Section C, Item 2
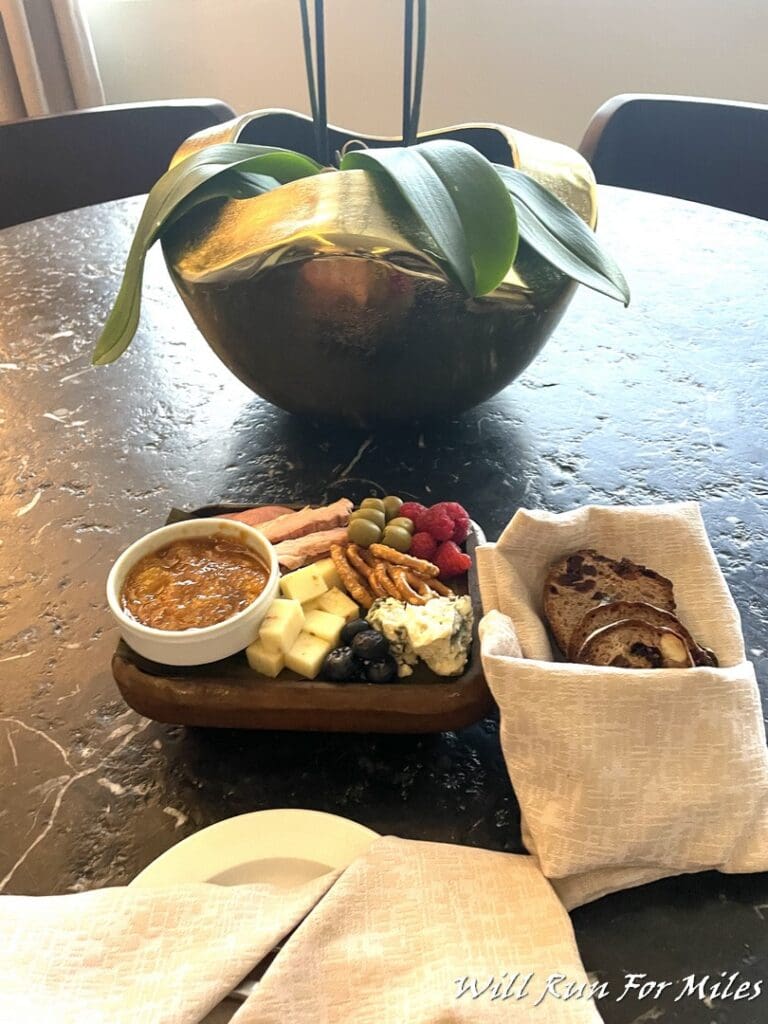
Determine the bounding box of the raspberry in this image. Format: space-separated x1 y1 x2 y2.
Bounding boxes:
419 506 455 542
409 531 438 561
430 501 470 544
400 502 429 530
434 540 472 580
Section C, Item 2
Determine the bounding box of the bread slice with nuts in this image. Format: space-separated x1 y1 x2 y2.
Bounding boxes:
576 619 694 668
543 549 676 657
568 600 718 667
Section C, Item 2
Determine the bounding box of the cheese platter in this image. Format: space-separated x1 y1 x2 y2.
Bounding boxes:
111 501 493 733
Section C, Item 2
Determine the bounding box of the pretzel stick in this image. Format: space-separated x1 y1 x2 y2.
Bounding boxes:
424 576 453 597
368 544 439 578
405 570 455 602
367 565 388 599
358 547 376 567
351 547 389 598
391 565 429 605
347 544 375 585
405 571 434 598
330 544 373 609
374 559 401 599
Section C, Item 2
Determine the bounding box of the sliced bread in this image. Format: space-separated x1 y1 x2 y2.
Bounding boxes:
543 549 676 656
576 619 694 668
567 600 718 667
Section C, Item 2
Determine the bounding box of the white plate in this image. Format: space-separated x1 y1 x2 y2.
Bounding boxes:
130 808 380 889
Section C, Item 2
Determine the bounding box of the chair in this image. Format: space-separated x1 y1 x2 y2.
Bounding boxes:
0 99 235 229
579 94 768 221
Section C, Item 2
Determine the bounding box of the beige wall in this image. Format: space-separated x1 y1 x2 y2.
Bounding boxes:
83 0 767 147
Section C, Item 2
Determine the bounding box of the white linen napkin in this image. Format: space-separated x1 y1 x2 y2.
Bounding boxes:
476 502 768 909
0 873 337 1024
235 836 603 1023
0 838 602 1024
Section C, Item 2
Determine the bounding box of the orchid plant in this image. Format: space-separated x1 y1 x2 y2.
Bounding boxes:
93 0 628 366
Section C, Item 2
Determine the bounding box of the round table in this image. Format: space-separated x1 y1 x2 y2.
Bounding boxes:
1 186 766 1023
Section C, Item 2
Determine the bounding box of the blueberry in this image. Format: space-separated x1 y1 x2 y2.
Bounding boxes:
365 655 398 684
340 619 371 645
322 646 361 682
351 630 390 662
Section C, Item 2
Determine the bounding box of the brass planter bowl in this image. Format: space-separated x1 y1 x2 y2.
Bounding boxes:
163 110 597 426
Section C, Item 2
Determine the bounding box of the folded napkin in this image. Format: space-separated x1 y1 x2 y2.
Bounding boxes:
0 838 602 1024
236 836 602 1023
0 873 338 1024
477 502 768 909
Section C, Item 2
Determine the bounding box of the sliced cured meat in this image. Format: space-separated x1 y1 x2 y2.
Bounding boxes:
258 498 353 545
274 527 350 570
217 505 294 527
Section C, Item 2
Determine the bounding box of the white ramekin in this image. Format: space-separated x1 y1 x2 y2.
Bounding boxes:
107 517 279 666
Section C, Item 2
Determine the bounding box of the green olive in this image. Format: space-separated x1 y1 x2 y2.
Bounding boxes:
382 495 403 521
381 525 412 552
347 518 382 547
360 497 385 512
387 516 414 534
350 508 386 530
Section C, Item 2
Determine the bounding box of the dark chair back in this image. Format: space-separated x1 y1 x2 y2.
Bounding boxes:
579 94 768 220
0 99 235 229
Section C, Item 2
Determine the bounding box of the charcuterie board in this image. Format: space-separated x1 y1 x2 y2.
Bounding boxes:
111 504 493 733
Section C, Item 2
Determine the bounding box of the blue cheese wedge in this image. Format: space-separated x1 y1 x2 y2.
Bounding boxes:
366 595 473 678
405 595 473 676
366 598 417 677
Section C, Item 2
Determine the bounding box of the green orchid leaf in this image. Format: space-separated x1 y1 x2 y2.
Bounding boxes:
341 140 518 296
163 170 281 234
494 164 630 305
92 144 322 365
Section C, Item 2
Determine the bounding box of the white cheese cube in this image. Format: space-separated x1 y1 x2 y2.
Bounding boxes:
258 599 305 654
285 631 333 679
315 587 359 623
302 595 324 612
314 557 343 591
280 565 328 605
303 608 345 646
246 639 285 678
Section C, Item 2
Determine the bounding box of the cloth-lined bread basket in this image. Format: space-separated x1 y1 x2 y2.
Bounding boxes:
477 503 768 908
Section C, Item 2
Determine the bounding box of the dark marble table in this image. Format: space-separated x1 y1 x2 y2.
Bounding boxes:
0 186 766 1022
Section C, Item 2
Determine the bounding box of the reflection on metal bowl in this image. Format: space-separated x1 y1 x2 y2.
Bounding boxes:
162 110 597 427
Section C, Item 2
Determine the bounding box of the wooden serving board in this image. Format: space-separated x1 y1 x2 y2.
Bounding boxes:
112 504 493 733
